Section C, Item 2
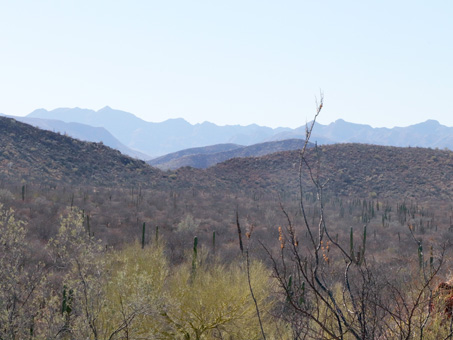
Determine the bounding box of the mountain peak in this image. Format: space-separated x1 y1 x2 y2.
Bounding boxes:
423 119 440 125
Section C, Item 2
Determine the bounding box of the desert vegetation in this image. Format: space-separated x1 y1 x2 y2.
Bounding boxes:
1 109 453 339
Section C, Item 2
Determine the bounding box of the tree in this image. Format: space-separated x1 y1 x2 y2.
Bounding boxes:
44 208 106 339
0 205 44 339
153 257 277 340
99 241 168 339
263 95 450 339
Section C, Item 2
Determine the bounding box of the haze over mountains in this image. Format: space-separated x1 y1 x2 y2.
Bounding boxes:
9 106 452 164
26 107 289 158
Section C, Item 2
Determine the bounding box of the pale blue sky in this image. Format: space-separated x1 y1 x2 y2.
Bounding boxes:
1 1 452 128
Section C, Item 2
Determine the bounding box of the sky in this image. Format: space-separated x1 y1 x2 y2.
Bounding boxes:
0 1 452 129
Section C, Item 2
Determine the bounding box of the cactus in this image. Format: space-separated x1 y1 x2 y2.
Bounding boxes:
299 282 306 305
418 242 423 270
61 285 73 315
192 236 198 276
361 225 367 264
141 222 146 249
212 231 216 255
350 226 367 265
61 286 67 315
286 275 293 302
350 227 356 263
21 184 25 201
86 214 91 236
236 210 244 254
155 225 159 245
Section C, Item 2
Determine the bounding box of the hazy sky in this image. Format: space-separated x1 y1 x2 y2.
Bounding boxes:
1 1 452 128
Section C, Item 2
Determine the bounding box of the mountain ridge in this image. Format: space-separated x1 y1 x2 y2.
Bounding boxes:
27 107 290 157
148 139 312 170
3 115 452 201
25 107 453 159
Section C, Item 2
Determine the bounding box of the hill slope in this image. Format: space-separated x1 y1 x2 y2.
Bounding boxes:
149 139 311 170
199 143 453 200
2 116 452 201
0 117 161 187
4 115 150 160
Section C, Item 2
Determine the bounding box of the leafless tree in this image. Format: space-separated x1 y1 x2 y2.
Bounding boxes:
261 94 451 340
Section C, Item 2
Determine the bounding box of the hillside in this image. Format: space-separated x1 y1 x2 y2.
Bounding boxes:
148 143 243 169
2 116 452 201
3 115 151 160
149 139 311 170
0 117 162 187
198 143 453 200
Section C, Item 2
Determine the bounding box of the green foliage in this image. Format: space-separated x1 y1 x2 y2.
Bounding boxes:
98 242 280 339
155 259 277 340
100 241 169 338
61 285 74 316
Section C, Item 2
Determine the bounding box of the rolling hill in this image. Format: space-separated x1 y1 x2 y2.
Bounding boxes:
201 143 453 200
148 139 312 170
2 116 452 201
2 115 150 160
0 116 161 187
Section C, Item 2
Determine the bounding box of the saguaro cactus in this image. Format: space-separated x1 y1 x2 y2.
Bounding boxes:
61 285 74 315
236 210 244 254
418 242 423 270
141 222 146 249
350 225 367 265
286 275 293 302
192 236 198 276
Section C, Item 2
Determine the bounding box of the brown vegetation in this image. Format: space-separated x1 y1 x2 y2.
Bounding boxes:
1 115 453 338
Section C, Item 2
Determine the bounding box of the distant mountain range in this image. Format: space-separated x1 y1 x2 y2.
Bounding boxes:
271 119 453 149
3 107 451 162
26 107 290 158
